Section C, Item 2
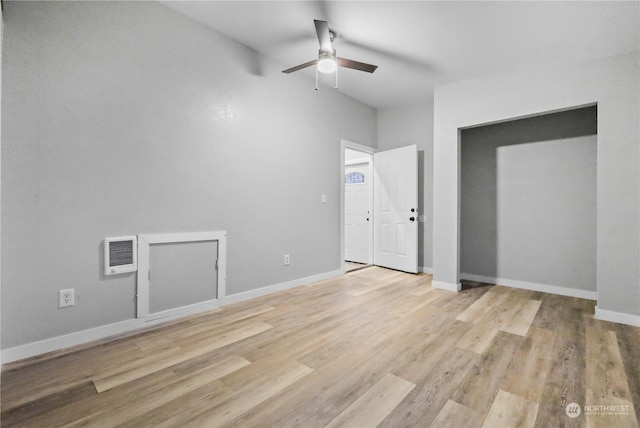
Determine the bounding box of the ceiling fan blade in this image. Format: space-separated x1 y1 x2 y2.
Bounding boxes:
314 20 333 53
282 59 318 74
337 57 378 73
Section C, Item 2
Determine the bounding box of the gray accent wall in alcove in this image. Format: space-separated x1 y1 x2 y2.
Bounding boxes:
460 107 597 292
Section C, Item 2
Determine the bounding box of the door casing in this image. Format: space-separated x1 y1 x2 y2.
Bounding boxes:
341 141 418 274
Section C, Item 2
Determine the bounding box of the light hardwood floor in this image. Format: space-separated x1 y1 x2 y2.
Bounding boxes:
2 267 639 427
344 261 370 273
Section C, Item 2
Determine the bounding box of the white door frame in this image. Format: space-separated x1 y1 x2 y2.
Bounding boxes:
341 140 375 273
344 156 373 265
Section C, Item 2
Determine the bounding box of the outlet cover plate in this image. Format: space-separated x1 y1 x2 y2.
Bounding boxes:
59 289 75 308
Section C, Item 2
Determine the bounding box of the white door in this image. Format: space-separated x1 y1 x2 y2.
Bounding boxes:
373 145 418 273
345 163 371 263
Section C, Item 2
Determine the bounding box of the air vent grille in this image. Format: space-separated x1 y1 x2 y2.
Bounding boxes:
109 240 134 266
104 236 137 275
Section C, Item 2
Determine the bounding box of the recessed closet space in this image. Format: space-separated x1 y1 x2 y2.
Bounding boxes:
460 106 597 294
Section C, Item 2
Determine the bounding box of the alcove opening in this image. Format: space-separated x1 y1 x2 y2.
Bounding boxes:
459 105 597 295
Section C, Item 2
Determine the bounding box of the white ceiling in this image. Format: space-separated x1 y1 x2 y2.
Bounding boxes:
163 1 639 109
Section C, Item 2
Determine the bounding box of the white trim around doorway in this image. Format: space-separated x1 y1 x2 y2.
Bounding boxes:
341 140 376 274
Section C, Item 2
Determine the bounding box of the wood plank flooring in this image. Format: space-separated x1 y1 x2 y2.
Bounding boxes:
344 261 370 273
2 267 639 427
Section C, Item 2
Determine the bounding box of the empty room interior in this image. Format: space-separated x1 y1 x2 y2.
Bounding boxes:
1 1 639 427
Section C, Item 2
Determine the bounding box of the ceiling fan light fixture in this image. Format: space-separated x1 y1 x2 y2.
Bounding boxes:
317 50 337 73
317 58 337 73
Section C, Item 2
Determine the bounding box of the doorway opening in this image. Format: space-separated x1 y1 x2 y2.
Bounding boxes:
341 141 419 274
344 147 373 272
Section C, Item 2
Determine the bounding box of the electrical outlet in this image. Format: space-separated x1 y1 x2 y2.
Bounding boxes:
59 289 75 308
284 254 290 266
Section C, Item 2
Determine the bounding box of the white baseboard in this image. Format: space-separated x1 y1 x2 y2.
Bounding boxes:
1 269 343 365
460 273 598 301
595 306 640 327
419 266 433 274
432 280 461 292
2 317 155 365
219 269 343 305
145 298 222 323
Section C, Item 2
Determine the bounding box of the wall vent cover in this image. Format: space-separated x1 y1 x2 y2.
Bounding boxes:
104 236 137 275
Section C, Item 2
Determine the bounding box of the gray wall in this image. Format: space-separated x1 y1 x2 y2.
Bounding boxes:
433 52 639 318
460 107 597 291
1 1 376 349
377 101 434 271
0 5 3 355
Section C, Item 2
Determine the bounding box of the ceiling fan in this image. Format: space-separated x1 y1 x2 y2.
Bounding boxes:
282 20 378 89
